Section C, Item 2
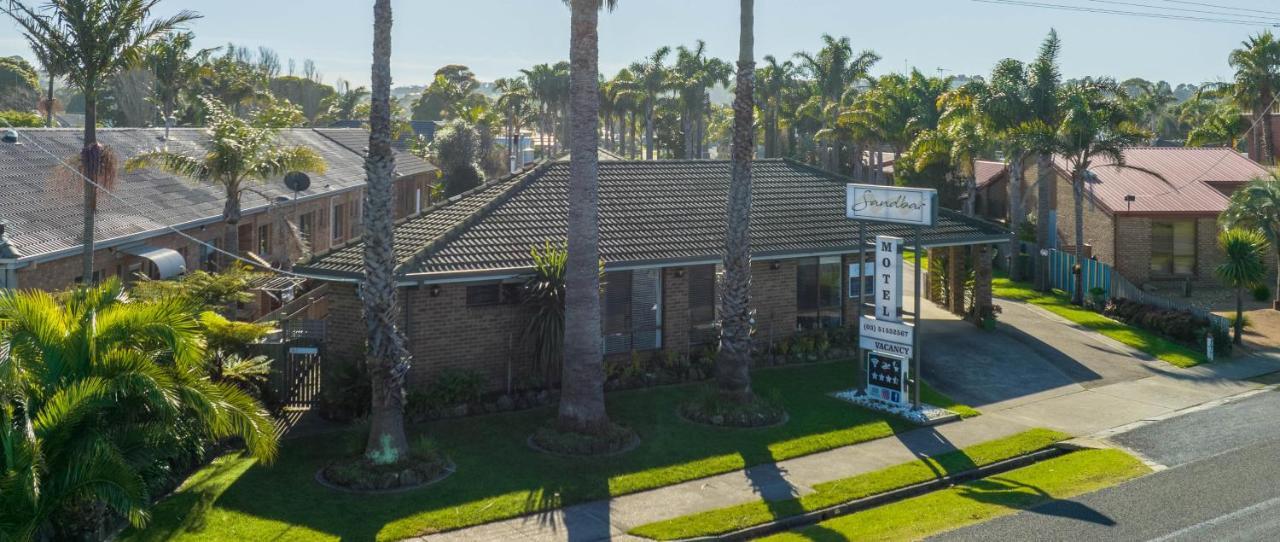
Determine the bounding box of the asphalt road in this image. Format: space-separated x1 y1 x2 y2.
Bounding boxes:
931 388 1280 542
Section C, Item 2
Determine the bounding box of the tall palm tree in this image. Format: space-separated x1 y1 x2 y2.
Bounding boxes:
1228 31 1280 165
559 0 617 435
5 0 200 283
717 0 755 402
671 41 731 159
756 55 795 158
795 35 879 171
125 96 326 259
146 31 215 140
0 279 277 539
1223 174 1280 310
932 80 993 217
628 47 671 160
496 76 533 171
1054 81 1150 305
1028 29 1063 291
1215 228 1269 344
980 58 1037 281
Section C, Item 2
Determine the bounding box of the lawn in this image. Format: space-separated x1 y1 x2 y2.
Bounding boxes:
761 448 1150 541
127 360 974 542
628 428 1068 540
903 251 928 271
993 276 1205 368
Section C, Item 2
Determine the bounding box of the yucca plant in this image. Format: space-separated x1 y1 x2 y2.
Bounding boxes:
522 241 568 386
1216 228 1270 344
0 279 277 540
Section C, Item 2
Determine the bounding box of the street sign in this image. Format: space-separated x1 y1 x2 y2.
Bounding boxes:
875 236 903 322
846 184 938 227
867 351 909 405
860 336 913 358
859 315 914 346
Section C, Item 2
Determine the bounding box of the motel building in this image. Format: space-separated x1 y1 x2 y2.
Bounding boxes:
297 155 1009 400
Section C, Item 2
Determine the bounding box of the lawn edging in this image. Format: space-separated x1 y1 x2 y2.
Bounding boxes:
628 428 1068 541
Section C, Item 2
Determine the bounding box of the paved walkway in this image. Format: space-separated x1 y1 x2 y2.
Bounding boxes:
416 280 1280 542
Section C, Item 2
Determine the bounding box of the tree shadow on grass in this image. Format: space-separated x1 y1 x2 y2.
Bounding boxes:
956 476 1115 526
524 461 616 541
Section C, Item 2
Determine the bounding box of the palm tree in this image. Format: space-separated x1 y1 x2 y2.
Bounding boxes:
1215 228 1270 344
22 30 69 128
1228 31 1280 165
795 35 879 171
671 41 731 159
981 58 1036 280
756 55 795 158
496 77 533 171
1054 81 1150 305
559 0 617 435
1028 30 1063 291
146 31 215 140
1223 175 1280 310
717 0 755 403
0 279 277 539
347 0 414 463
1121 78 1177 141
125 96 326 259
628 47 672 160
933 80 993 217
1185 99 1249 148
5 0 200 283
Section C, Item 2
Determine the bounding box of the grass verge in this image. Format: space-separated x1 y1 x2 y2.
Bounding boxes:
126 361 975 542
761 448 1149 541
993 276 1204 368
628 428 1067 540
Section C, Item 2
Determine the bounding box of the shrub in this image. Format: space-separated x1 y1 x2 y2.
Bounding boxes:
417 368 486 411
1253 284 1272 302
1104 298 1231 355
318 359 371 422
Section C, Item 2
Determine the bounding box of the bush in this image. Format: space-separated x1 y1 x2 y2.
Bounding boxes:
1104 298 1231 355
317 359 371 422
1253 285 1272 302
411 368 486 412
0 110 44 127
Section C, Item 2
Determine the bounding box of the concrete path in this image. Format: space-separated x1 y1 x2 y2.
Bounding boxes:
415 274 1280 542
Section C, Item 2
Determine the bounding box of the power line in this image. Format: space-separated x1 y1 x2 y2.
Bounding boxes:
1154 0 1280 18
972 0 1280 26
1087 0 1280 22
0 118 349 284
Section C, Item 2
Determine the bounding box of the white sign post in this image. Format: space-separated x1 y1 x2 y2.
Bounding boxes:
875 236 902 322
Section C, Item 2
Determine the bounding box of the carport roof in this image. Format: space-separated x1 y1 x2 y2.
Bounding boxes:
297 158 1010 281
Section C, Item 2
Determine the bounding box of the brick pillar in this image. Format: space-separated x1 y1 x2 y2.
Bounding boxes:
948 246 965 315
663 267 690 357
927 247 943 304
973 244 993 321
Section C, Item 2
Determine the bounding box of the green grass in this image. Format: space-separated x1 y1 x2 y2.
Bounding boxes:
761 448 1149 541
993 276 1205 368
903 251 929 271
628 428 1068 540
127 361 975 542
920 382 981 418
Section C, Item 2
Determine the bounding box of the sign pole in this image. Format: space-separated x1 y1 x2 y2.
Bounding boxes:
912 225 923 411
856 220 866 396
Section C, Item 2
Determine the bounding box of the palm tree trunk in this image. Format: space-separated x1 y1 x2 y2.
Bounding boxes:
1235 286 1244 344
362 0 412 462
45 77 55 128
645 101 655 159
1034 152 1054 291
1071 172 1086 305
682 106 693 159
1008 154 1025 282
717 0 755 402
81 90 99 283
1261 85 1275 165
560 0 609 434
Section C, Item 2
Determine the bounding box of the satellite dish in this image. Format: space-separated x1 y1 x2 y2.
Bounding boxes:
284 171 311 192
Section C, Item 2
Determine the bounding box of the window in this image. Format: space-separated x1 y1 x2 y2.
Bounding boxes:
688 265 718 345
257 224 271 256
298 212 315 244
332 202 346 241
603 269 662 354
797 256 844 330
1151 220 1195 276
201 238 219 269
465 283 521 306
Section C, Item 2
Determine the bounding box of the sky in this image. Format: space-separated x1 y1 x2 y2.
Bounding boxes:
3 0 1279 89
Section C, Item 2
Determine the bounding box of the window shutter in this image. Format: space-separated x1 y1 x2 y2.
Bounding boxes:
603 271 633 355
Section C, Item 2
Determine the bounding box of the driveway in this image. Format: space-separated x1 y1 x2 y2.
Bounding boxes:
908 265 1172 411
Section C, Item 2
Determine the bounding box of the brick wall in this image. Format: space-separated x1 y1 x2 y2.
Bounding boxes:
661 267 690 356
1195 217 1223 285
751 259 797 346
1113 216 1153 285
1054 172 1115 264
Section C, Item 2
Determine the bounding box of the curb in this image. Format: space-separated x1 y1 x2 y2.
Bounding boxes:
666 445 1070 542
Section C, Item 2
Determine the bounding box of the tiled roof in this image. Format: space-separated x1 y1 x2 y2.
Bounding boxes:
299 159 1009 280
1053 147 1271 216
0 127 434 261
975 160 1007 189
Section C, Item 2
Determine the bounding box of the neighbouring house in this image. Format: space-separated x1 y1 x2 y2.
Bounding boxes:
0 127 437 307
297 157 1009 393
978 147 1276 288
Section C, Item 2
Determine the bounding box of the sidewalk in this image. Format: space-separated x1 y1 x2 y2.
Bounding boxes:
416 289 1280 541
